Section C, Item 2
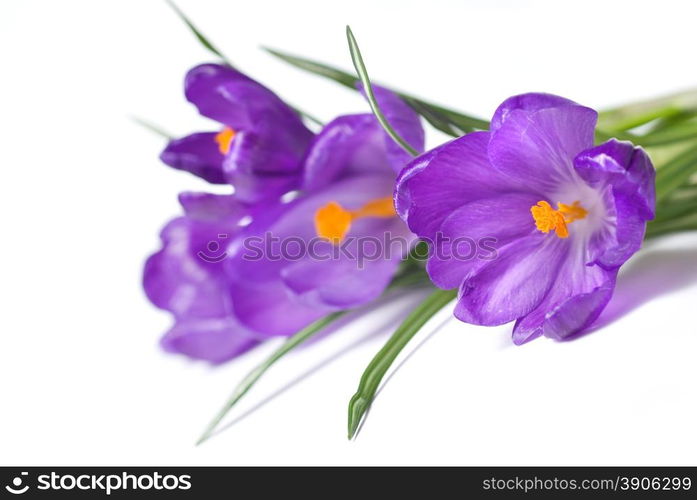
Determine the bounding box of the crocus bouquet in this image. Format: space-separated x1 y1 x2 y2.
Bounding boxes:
143 3 697 442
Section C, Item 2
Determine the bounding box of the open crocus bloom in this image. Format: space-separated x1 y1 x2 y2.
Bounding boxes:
395 93 655 344
225 86 424 336
160 64 313 203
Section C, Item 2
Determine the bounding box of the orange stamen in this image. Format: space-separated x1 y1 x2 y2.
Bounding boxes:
214 127 236 155
531 200 587 239
314 197 396 244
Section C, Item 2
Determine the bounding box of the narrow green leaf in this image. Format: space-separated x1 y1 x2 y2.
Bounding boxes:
645 211 697 239
263 46 358 89
598 88 697 132
263 46 489 136
197 312 345 445
653 196 697 223
655 141 697 202
594 128 638 145
644 141 695 170
165 4 322 128
419 102 488 131
346 26 419 157
646 110 697 134
293 107 324 127
401 96 470 136
387 265 431 291
636 120 697 147
670 184 697 200
653 181 697 223
601 107 681 133
165 0 232 66
347 288 457 439
130 116 172 139
264 46 697 142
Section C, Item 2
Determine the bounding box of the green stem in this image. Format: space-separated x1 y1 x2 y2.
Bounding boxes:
347 288 457 439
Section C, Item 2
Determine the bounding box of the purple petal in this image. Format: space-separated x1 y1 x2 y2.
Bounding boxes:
178 191 251 222
184 64 314 202
395 131 515 239
574 139 656 269
302 114 392 191
575 139 655 219
229 278 330 337
228 174 408 321
280 214 411 308
488 100 598 192
143 217 238 319
231 174 399 276
144 194 270 362
160 132 226 184
512 260 617 344
185 64 288 131
161 317 261 364
454 235 567 326
281 255 399 309
223 131 306 203
363 85 425 171
543 278 616 340
302 86 423 192
490 93 579 133
184 64 253 127
426 193 540 289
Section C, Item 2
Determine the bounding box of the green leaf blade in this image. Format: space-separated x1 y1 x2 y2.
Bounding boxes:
264 46 489 136
655 141 697 202
166 0 232 66
263 47 358 89
646 211 697 239
345 26 419 157
347 288 457 439
130 116 172 139
637 120 697 147
598 88 697 132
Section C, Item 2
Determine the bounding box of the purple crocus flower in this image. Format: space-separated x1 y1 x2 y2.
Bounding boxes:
144 87 424 361
160 64 314 203
225 86 425 336
395 93 655 344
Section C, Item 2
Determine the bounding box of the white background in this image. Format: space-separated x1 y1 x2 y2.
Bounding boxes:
1 0 696 466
